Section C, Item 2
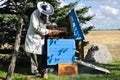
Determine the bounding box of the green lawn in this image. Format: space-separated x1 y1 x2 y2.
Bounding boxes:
0 57 120 80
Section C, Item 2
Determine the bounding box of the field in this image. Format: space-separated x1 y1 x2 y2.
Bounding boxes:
84 30 120 58
0 30 120 80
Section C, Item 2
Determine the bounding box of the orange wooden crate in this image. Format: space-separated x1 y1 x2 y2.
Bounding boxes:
58 63 78 76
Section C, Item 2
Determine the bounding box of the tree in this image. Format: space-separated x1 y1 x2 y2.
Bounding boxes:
49 0 95 35
0 0 31 80
76 6 95 34
0 0 94 80
4 0 27 80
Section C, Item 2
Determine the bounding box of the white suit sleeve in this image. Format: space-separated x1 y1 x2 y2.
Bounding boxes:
31 12 49 35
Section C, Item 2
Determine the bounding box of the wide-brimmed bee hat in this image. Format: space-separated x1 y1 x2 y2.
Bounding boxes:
37 1 54 15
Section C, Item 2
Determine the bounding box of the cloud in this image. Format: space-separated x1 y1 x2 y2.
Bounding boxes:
0 0 7 8
83 0 120 29
59 0 69 7
60 0 120 29
100 5 119 16
75 3 85 9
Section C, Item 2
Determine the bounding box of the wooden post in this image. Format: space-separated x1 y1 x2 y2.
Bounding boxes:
76 40 84 60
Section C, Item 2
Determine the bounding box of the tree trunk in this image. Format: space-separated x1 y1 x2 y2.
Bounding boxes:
6 15 24 80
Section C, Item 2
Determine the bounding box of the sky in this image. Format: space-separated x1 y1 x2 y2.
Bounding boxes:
0 0 7 8
0 0 120 30
60 0 120 30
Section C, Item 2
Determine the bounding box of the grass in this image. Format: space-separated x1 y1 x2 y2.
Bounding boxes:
0 30 120 80
0 57 120 80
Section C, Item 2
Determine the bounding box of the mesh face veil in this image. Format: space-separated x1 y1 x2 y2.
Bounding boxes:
46 15 51 24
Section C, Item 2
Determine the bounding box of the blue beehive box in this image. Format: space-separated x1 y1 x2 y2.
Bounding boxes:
47 39 76 65
47 9 85 65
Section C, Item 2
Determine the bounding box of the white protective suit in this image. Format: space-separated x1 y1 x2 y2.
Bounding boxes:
25 9 49 55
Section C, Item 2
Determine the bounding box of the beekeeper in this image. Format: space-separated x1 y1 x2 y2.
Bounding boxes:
25 1 57 79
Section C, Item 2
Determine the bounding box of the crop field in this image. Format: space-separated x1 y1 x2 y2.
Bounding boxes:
84 30 120 58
